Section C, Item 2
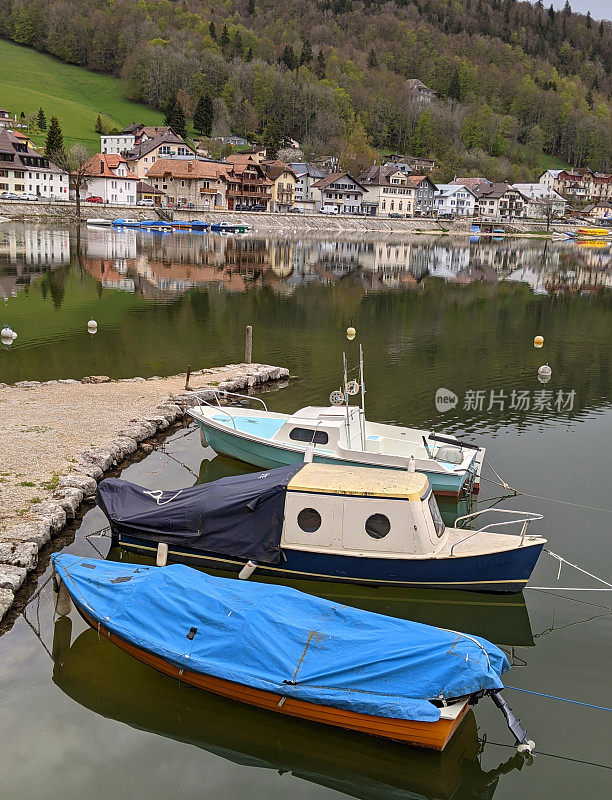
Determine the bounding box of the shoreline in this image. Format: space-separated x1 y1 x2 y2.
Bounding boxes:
0 201 570 237
0 363 289 625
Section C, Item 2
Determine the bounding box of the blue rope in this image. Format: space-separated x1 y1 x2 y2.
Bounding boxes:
505 685 612 712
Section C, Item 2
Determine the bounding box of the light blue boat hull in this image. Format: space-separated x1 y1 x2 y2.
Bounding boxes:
193 418 467 497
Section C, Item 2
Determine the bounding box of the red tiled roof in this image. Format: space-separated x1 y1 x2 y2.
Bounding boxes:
82 154 138 180
146 159 228 180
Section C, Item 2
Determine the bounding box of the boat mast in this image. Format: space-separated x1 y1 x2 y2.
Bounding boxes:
343 351 351 449
359 343 366 450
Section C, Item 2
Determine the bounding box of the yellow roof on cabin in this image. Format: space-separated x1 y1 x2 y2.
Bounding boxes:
287 463 429 501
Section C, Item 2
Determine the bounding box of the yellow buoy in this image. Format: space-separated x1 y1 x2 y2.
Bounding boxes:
346 326 356 341
534 335 544 348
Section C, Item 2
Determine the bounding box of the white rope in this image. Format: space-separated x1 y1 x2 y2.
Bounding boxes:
142 488 183 506
544 550 612 588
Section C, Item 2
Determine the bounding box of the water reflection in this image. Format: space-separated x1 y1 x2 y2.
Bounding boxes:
52 617 528 800
0 225 70 298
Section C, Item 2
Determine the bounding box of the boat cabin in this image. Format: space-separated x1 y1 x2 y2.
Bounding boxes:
281 463 447 557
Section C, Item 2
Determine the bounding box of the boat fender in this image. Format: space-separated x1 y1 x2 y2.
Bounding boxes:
407 455 416 472
199 428 209 448
239 560 258 580
303 443 315 463
52 572 72 616
156 542 169 567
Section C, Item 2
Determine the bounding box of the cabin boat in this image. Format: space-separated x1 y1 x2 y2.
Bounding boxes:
211 222 250 233
189 395 484 497
52 554 534 752
112 218 141 227
97 463 545 592
190 220 210 231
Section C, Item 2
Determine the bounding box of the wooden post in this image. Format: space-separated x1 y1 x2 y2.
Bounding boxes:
185 364 191 390
245 325 253 364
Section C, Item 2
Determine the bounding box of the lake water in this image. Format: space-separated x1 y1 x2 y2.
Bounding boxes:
0 222 611 799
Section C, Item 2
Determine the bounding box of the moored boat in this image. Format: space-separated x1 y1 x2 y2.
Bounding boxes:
171 220 192 230
86 218 112 226
112 218 141 227
190 220 210 230
139 220 173 230
52 554 535 752
97 462 545 592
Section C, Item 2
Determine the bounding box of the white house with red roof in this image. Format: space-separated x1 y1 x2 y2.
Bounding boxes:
81 154 139 204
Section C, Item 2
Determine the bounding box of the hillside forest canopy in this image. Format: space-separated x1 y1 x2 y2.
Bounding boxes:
1 0 611 180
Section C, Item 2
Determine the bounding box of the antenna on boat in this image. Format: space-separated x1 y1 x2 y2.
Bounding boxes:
342 351 352 449
359 343 366 450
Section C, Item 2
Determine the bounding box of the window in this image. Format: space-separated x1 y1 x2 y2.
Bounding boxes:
365 513 390 539
289 427 328 445
297 508 321 533
428 493 445 537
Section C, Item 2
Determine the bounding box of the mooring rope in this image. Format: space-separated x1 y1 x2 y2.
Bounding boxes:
505 686 612 713
480 473 612 514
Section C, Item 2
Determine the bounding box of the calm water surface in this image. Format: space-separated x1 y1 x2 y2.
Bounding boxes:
0 223 611 799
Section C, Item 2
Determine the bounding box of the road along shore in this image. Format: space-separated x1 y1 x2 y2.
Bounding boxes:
0 201 568 236
0 363 289 624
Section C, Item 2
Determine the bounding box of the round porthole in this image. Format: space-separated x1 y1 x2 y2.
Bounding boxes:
365 513 391 539
297 508 322 533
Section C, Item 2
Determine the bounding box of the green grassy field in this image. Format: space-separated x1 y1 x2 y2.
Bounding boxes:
0 39 163 151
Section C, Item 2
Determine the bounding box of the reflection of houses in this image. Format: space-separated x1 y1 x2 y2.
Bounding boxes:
81 257 136 292
83 227 137 260
267 241 294 277
0 226 71 297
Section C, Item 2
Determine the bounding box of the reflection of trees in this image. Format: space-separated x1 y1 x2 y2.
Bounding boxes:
43 263 71 309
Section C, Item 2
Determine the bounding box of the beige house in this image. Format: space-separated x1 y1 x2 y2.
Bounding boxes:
124 131 195 179
146 159 228 209
262 160 297 211
539 168 612 203
359 166 436 217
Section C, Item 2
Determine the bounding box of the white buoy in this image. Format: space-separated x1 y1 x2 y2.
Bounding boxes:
517 739 536 754
538 364 552 378
303 443 315 463
408 455 416 472
156 542 169 567
87 319 98 334
1 325 13 339
53 576 72 616
239 560 258 580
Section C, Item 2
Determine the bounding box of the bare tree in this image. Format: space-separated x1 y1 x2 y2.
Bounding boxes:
539 196 562 231
56 144 92 222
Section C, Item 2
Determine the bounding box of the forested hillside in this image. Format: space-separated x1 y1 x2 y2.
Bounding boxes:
1 0 610 179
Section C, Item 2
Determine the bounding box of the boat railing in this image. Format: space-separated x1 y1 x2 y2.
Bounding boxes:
450 509 543 554
185 389 268 430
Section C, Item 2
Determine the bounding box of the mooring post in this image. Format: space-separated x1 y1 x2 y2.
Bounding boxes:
245 325 253 364
185 364 192 390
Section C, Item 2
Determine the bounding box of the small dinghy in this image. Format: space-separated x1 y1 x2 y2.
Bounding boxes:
86 218 112 227
51 554 534 752
97 463 545 592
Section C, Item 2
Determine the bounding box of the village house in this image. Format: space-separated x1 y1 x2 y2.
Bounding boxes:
406 79 435 104
310 173 365 214
358 167 435 217
224 155 274 209
0 128 68 199
290 163 326 211
383 155 413 174
411 175 437 216
581 200 612 220
454 180 524 218
0 108 11 127
100 125 176 156
539 168 612 204
122 130 195 179
261 160 297 212
146 159 229 209
80 153 139 204
513 184 567 219
406 156 437 172
434 184 477 217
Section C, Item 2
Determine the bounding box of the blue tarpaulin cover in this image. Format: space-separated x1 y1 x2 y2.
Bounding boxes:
97 465 304 564
52 555 509 723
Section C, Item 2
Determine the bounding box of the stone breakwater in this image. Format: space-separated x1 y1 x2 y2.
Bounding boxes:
0 363 289 623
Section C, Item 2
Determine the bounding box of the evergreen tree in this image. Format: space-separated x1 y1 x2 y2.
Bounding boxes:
164 94 177 127
247 0 255 14
220 24 230 52
281 45 298 71
234 31 244 57
314 50 326 79
563 0 571 13
193 93 214 136
45 116 64 160
586 89 593 109
246 46 253 62
94 115 103 134
300 38 313 65
547 4 554 22
209 21 217 40
410 109 433 157
367 48 378 69
169 99 187 138
448 68 462 101
37 108 47 130
586 11 591 28
262 117 283 156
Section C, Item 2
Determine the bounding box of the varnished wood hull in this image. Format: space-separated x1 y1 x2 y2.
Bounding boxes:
77 604 469 750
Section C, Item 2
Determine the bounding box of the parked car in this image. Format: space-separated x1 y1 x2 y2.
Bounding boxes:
249 203 266 212
234 202 249 211
20 193 40 201
86 196 104 203
288 206 303 213
319 205 339 215
0 192 19 200
137 199 155 207
388 212 402 219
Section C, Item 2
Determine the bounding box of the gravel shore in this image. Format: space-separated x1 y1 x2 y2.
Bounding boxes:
0 363 289 621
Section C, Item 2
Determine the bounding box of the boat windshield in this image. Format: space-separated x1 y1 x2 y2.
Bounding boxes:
428 493 445 537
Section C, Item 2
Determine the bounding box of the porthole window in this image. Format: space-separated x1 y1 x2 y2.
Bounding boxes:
289 427 329 445
365 513 391 539
297 508 322 533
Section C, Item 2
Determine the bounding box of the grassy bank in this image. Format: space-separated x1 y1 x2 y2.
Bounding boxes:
0 39 163 150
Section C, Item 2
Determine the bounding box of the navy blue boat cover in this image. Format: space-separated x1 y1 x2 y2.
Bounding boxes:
52 555 509 723
97 465 304 564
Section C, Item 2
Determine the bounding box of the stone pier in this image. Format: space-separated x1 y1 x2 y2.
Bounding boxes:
0 363 289 621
